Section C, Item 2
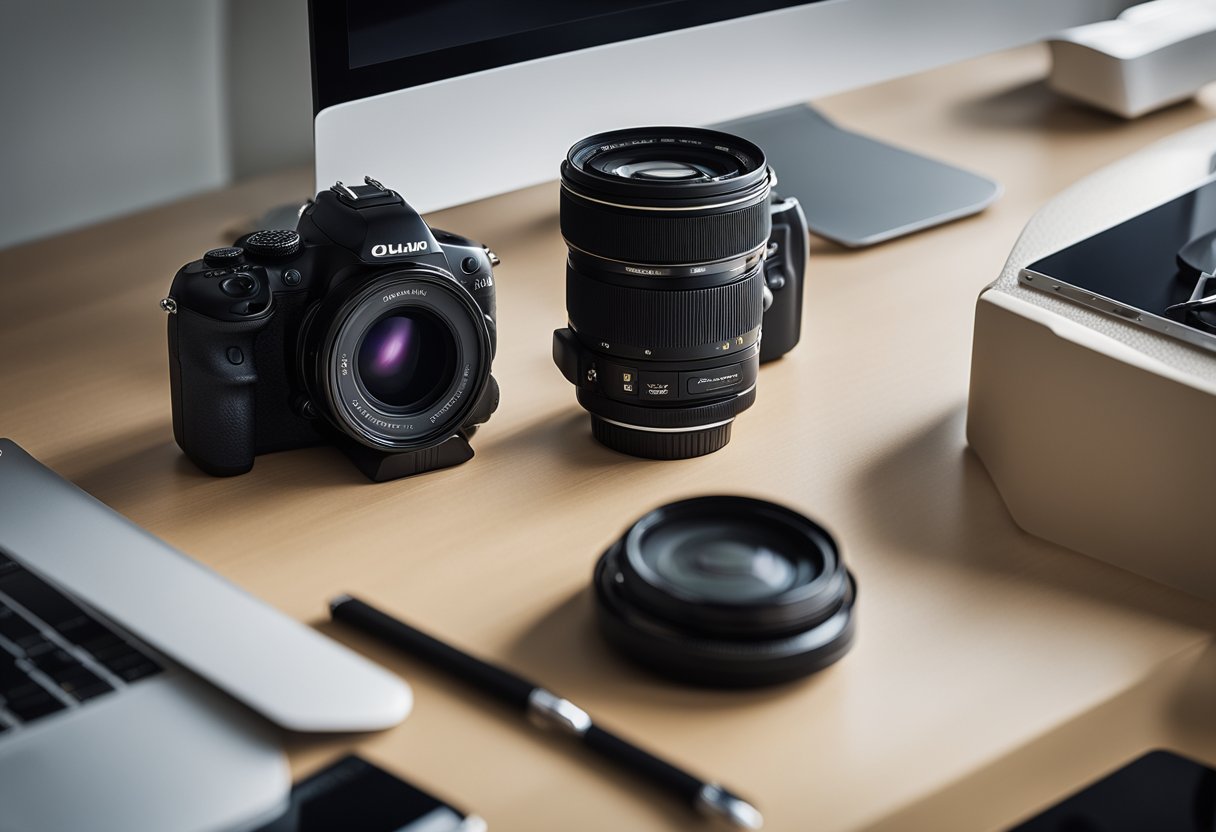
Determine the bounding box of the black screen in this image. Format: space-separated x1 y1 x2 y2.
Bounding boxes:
347 1 698 69
1009 751 1216 832
311 0 821 112
1025 179 1216 320
257 756 467 832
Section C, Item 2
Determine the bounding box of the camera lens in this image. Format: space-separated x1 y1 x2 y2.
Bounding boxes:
554 127 775 459
302 267 493 451
593 497 856 687
638 521 812 604
356 309 457 412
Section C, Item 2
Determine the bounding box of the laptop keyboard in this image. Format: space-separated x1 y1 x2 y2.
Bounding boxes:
0 551 162 732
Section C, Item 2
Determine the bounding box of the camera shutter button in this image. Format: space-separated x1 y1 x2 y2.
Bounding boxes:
244 229 301 258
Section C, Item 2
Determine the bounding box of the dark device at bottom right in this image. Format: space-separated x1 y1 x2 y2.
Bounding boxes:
1009 750 1215 832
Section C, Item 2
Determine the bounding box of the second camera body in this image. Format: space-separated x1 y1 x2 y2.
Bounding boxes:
552 127 808 460
165 177 500 481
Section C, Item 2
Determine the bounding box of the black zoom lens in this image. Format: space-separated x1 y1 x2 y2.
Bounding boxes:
554 127 774 459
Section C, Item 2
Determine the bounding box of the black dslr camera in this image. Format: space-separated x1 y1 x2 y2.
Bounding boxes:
164 177 500 481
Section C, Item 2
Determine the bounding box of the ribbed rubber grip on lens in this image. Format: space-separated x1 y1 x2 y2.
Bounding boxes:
592 418 733 460
566 267 764 350
561 189 771 265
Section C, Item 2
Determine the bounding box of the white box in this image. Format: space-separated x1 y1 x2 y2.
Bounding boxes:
967 120 1216 601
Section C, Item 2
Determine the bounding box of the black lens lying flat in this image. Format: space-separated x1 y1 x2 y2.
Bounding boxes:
593 496 856 688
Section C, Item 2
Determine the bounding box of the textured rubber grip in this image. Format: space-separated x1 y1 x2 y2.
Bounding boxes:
561 189 771 265
566 266 764 351
168 307 264 476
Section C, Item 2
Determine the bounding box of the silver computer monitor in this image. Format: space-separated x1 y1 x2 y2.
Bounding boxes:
311 1 1129 218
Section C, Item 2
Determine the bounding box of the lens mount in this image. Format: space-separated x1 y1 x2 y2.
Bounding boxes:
304 266 492 451
578 381 756 460
593 497 856 687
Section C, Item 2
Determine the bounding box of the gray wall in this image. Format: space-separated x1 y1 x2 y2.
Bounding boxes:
224 0 313 180
0 0 314 250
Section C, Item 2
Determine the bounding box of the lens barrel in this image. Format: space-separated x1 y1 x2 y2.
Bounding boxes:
555 127 775 459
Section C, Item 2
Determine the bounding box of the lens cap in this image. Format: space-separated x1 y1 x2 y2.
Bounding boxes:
593 496 856 688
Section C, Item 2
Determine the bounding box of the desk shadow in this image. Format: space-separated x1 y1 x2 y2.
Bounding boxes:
505 589 817 712
64 426 388 508
858 406 1216 633
484 410 647 475
1166 642 1216 747
51 429 210 508
951 79 1204 135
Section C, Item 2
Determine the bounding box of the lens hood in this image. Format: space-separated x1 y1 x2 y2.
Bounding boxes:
592 496 856 688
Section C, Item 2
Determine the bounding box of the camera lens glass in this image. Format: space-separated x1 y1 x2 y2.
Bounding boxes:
593 497 856 687
588 145 751 184
555 127 774 460
356 309 456 412
303 268 492 451
638 520 815 603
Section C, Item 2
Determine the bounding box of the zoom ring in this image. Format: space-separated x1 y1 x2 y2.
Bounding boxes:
560 190 771 265
566 267 764 350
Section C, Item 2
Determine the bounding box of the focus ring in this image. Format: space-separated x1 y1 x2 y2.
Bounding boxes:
560 189 771 265
566 266 764 351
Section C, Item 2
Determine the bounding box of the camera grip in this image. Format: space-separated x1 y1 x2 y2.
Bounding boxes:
168 307 267 476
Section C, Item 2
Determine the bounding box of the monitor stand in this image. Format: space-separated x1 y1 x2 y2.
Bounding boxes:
717 104 1001 248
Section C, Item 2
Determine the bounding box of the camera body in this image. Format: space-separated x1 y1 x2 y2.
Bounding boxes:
759 192 809 364
165 178 500 481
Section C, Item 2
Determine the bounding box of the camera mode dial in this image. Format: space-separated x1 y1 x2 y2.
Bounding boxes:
244 229 301 259
204 246 244 266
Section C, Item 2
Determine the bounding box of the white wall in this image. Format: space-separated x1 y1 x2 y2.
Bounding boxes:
0 0 316 250
223 0 313 180
0 1 229 249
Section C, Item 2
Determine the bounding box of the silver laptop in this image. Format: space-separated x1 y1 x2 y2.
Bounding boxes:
0 438 412 832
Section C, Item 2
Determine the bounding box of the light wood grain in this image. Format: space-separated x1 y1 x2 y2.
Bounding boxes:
2 45 1215 831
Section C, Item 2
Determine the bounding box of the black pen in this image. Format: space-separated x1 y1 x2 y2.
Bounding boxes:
330 594 763 829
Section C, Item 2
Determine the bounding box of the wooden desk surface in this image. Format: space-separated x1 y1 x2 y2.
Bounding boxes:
3 46 1216 831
